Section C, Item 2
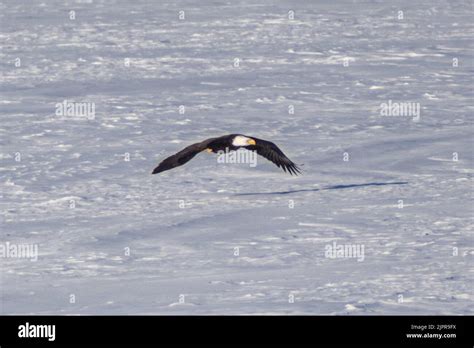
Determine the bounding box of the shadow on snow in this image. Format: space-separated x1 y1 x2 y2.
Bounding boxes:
234 181 409 196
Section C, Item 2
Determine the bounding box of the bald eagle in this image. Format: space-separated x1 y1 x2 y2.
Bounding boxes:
152 134 301 175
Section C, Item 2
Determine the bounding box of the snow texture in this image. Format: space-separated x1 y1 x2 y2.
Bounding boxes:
1 0 473 314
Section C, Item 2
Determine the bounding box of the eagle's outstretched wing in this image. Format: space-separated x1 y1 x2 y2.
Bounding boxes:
247 138 301 175
152 138 216 174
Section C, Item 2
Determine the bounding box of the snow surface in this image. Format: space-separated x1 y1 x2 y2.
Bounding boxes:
1 0 473 314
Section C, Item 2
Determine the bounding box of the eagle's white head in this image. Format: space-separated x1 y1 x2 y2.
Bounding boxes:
232 135 256 147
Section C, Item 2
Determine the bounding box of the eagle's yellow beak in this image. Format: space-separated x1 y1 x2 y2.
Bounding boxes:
247 139 256 145
206 148 213 153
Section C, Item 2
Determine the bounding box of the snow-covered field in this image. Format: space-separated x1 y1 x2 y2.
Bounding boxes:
1 0 473 314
